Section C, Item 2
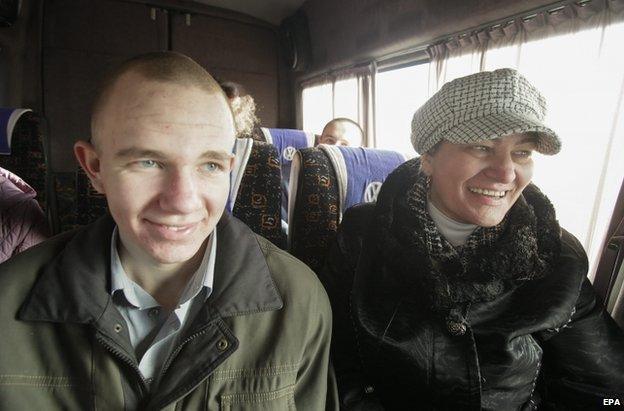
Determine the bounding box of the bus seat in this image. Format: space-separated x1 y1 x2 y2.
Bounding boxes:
231 139 285 249
47 168 109 234
261 127 315 223
288 145 406 272
0 109 48 211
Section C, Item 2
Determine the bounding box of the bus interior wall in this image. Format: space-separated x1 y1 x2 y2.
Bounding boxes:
2 0 295 173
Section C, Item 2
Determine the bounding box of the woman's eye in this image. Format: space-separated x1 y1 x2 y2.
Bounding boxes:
472 145 490 152
514 150 533 158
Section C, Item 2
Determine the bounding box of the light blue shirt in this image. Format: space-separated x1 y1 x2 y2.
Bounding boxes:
110 226 216 386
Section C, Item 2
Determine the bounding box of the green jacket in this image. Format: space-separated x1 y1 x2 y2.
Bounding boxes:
0 213 337 410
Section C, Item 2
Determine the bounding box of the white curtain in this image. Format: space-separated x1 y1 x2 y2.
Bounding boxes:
427 0 624 293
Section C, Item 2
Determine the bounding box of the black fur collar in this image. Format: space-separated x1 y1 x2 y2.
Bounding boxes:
370 158 561 317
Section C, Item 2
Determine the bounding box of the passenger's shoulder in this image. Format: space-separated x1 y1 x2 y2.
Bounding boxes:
339 203 375 238
0 229 76 304
255 235 329 304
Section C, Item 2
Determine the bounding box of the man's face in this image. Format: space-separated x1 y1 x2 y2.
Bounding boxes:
319 121 361 146
421 133 536 227
83 72 235 267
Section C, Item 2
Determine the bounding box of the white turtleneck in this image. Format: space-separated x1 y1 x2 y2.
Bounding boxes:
427 199 478 247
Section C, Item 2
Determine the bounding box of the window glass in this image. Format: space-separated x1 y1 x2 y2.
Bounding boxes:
374 63 429 156
302 83 332 134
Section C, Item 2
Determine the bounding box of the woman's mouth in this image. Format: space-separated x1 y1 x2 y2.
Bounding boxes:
468 187 509 198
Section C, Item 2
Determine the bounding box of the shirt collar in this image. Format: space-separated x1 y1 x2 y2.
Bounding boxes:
109 226 216 311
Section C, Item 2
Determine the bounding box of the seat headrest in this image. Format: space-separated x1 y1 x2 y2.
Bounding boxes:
260 127 315 166
319 145 406 217
0 108 32 155
227 137 254 213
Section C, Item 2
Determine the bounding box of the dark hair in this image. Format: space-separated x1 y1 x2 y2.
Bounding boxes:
217 80 247 100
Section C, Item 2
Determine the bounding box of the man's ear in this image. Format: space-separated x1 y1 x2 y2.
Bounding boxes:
74 140 105 194
420 153 434 176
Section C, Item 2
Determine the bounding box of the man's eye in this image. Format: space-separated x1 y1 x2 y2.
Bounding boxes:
202 162 221 172
138 160 158 168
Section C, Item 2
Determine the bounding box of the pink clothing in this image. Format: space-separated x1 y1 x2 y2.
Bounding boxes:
0 167 49 262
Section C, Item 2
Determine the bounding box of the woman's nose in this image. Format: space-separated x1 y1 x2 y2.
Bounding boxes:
484 153 516 183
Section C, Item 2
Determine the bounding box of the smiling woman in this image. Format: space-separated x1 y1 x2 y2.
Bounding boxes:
321 68 624 410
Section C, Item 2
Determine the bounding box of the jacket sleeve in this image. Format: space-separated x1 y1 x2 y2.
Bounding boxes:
318 205 385 410
14 198 49 255
294 279 339 410
537 231 624 410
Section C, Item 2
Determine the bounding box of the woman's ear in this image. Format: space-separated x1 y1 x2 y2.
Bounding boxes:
420 153 433 176
74 140 105 194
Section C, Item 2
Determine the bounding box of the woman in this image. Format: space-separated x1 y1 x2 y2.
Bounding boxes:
217 80 265 141
321 69 624 410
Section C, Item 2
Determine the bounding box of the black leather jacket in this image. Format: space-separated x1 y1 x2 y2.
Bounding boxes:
321 161 624 411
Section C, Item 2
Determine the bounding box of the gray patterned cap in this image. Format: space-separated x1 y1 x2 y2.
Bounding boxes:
411 68 561 155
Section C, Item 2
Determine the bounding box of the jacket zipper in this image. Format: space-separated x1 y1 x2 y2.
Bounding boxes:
95 332 149 399
158 327 210 380
152 325 230 409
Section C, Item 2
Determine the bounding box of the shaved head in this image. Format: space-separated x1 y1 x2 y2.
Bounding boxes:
91 51 231 145
319 118 364 147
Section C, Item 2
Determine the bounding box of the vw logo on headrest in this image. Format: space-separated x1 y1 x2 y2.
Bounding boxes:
283 146 297 161
364 182 382 203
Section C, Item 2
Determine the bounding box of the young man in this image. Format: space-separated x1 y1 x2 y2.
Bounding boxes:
0 52 336 410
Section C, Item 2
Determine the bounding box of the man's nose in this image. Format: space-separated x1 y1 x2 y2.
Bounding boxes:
484 152 516 184
159 168 202 213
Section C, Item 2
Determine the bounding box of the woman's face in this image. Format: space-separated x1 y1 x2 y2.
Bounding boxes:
421 133 537 227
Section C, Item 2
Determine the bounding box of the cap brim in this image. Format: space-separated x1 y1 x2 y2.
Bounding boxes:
440 112 561 155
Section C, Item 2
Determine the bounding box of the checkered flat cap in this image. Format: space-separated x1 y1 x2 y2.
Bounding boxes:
411 68 561 155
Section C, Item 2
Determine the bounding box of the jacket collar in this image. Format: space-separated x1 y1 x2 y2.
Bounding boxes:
18 212 283 325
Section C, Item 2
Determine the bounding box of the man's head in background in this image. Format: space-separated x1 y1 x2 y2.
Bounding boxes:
318 118 364 147
74 51 235 270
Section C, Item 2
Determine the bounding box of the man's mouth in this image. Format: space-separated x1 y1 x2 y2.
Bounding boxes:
468 187 509 198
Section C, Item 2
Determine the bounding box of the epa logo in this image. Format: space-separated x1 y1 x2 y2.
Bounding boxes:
604 399 621 406
364 182 382 203
283 146 297 161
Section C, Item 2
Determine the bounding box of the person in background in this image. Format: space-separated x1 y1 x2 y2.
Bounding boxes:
0 52 336 409
217 80 264 141
317 118 364 147
321 68 624 410
0 166 48 262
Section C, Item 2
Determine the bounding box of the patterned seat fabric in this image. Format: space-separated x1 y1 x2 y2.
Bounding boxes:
0 111 48 211
288 146 406 273
261 127 315 224
50 168 109 234
232 141 285 249
288 147 340 273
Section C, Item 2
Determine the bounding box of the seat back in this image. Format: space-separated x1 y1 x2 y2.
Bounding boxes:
231 139 285 248
261 127 315 223
288 145 406 272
